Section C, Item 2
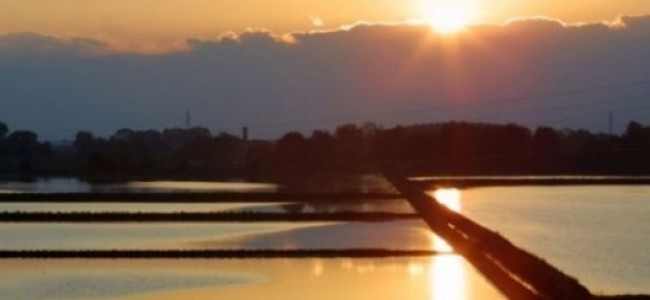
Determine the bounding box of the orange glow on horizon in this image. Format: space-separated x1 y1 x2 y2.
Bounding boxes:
0 0 648 48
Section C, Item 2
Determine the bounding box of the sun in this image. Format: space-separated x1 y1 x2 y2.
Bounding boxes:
419 0 477 34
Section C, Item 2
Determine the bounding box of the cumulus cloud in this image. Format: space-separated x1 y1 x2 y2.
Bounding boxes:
1 16 650 140
0 32 109 57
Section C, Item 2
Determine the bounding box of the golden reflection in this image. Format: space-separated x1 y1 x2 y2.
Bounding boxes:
433 188 462 211
408 262 426 277
433 233 454 252
339 259 381 274
426 188 467 299
311 260 324 277
431 188 462 252
431 254 467 300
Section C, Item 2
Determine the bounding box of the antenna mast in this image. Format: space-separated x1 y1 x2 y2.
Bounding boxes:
608 110 614 135
185 109 191 128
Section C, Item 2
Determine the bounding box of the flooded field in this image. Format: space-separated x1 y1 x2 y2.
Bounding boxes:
0 257 504 300
462 185 650 294
1 179 648 298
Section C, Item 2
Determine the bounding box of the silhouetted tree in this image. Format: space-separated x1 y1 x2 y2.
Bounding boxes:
307 130 336 168
531 126 560 172
5 131 39 155
214 133 242 163
623 121 650 147
275 131 308 168
3 119 650 177
620 121 650 173
0 121 8 140
4 130 39 171
74 131 96 155
335 124 365 170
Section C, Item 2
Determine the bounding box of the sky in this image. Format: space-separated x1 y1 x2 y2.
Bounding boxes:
1 1 650 140
2 0 650 47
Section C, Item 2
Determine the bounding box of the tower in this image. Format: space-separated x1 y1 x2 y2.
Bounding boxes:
185 109 191 128
608 110 614 135
242 126 249 141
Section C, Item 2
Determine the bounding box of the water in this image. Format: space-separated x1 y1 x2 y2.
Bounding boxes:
0 174 396 194
0 178 278 193
0 200 414 214
0 203 503 299
0 265 259 300
0 258 502 300
0 178 503 299
3 179 647 298
462 185 650 295
0 222 331 250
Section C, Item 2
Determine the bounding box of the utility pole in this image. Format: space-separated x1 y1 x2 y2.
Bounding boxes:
185 109 191 129
608 109 614 135
242 126 249 141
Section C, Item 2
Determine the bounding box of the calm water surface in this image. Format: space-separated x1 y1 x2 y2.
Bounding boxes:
462 185 650 295
0 258 503 300
0 178 502 299
0 203 502 299
0 178 278 193
0 200 413 213
4 179 647 297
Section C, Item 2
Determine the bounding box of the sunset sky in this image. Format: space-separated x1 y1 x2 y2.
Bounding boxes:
1 1 650 140
1 0 649 49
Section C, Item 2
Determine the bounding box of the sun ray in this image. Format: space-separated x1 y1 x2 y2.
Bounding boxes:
419 0 478 34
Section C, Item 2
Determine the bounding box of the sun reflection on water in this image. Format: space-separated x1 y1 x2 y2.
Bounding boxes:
428 188 467 299
431 188 462 252
433 188 462 211
311 260 324 277
431 254 467 300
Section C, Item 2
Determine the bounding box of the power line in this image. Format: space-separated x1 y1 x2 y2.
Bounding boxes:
241 78 650 133
531 103 650 130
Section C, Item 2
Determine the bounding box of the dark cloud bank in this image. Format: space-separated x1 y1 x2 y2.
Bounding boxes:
1 16 650 140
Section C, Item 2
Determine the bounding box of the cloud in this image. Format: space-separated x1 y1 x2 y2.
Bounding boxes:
0 32 109 57
617 15 650 30
311 15 325 27
1 16 650 140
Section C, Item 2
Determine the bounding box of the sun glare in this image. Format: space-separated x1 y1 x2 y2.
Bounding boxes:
431 188 462 252
419 0 477 34
433 188 461 211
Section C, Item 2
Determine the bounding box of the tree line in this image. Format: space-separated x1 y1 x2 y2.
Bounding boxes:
1 120 650 178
